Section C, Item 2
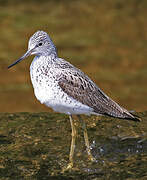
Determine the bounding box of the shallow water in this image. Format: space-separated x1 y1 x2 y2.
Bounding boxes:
0 112 146 179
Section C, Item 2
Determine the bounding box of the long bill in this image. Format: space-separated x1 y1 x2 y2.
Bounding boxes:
8 48 33 69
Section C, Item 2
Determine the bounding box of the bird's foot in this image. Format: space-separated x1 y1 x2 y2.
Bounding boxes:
61 162 73 173
88 154 96 162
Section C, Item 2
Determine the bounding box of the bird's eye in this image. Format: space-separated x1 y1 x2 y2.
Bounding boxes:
38 42 42 46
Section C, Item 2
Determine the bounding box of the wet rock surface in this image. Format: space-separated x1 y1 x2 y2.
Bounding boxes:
0 112 146 179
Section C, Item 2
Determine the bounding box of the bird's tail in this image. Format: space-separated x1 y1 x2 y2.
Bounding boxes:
122 111 141 122
101 97 141 122
104 110 141 122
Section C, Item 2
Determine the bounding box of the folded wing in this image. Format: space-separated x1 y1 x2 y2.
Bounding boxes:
57 66 139 121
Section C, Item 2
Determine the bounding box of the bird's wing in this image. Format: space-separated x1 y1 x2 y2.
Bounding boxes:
57 65 132 119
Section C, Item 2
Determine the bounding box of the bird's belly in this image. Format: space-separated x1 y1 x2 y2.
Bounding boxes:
34 86 93 115
45 99 93 115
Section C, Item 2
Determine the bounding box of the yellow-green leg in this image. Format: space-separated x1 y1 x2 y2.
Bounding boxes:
62 115 76 171
78 115 95 161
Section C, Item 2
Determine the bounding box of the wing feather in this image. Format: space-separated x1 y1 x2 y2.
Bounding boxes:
54 59 138 120
57 69 128 118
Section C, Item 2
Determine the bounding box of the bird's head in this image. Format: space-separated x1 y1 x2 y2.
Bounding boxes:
8 30 57 69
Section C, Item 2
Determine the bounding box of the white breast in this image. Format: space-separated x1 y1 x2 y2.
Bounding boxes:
30 56 93 115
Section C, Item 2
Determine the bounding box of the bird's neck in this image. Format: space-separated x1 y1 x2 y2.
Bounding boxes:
32 53 58 67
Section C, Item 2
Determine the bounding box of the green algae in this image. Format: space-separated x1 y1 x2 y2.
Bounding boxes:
0 112 146 179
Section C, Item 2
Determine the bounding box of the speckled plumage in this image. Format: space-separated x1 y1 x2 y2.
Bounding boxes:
8 30 139 120
30 55 93 115
8 30 140 170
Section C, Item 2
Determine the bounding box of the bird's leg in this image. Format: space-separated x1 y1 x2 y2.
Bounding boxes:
68 115 77 168
78 115 95 162
63 115 77 171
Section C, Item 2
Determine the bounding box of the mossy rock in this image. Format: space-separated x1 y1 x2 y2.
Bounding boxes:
0 112 146 179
